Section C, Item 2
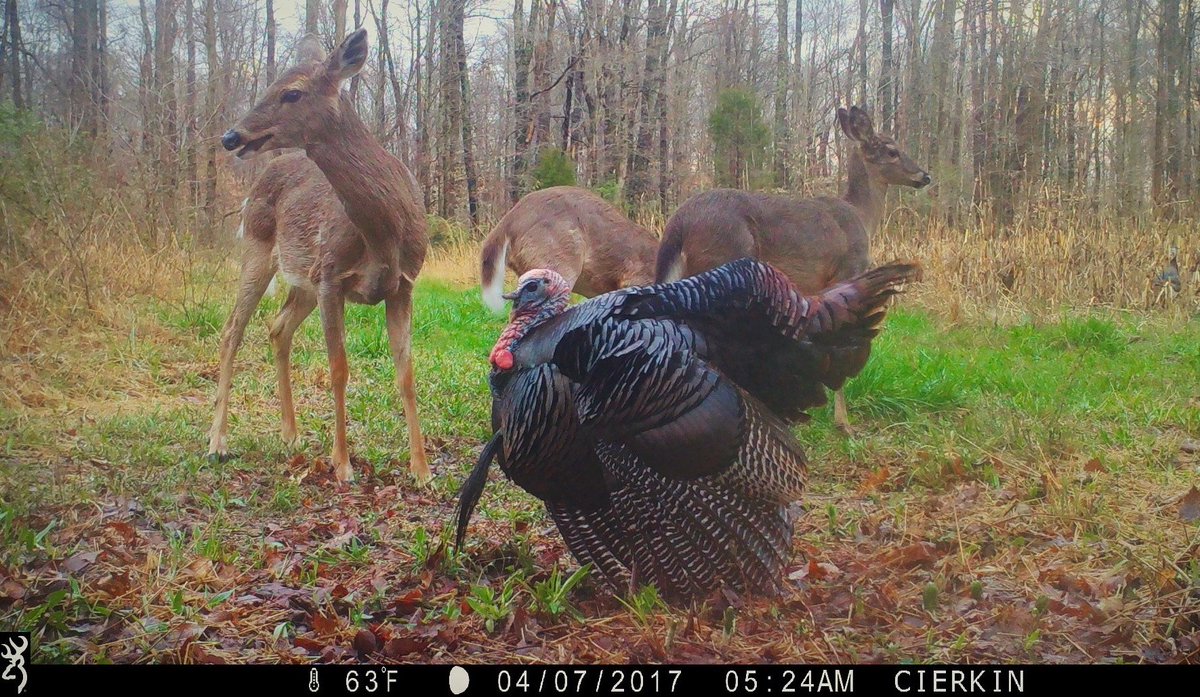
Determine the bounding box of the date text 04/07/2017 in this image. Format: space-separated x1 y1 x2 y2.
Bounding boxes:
496 668 683 693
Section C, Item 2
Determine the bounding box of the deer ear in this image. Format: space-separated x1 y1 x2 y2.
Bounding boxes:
328 27 369 81
847 106 876 140
836 108 853 138
296 33 327 64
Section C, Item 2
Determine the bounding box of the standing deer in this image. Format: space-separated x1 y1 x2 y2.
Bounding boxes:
655 106 930 433
208 29 429 484
480 186 659 312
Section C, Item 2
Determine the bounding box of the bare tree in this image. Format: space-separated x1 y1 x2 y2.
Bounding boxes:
5 0 23 109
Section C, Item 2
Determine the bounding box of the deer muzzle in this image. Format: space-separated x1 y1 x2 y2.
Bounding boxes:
222 129 274 159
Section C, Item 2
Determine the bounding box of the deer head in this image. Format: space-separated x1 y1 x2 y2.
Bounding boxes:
837 106 931 189
221 28 368 159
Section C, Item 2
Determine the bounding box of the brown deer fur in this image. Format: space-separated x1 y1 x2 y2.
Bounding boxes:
207 29 430 484
480 186 658 312
654 106 930 433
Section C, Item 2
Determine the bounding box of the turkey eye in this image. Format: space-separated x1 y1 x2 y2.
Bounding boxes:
522 281 538 293
281 90 303 104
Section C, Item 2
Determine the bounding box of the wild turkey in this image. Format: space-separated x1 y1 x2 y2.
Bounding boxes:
455 258 920 601
1151 247 1182 306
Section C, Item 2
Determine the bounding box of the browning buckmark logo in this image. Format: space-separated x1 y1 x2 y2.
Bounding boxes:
0 633 27 695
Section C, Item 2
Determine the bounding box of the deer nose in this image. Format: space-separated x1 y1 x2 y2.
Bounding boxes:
221 130 242 151
918 172 932 188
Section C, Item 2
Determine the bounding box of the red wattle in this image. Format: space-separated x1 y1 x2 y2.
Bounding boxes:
491 348 514 370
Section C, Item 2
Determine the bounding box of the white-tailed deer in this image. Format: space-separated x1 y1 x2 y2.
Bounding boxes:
208 29 429 484
480 186 658 312
655 105 930 433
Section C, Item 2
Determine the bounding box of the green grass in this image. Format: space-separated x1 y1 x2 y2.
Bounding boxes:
1 276 1198 663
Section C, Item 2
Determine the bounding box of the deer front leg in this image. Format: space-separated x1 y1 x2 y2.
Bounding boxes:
318 289 353 483
385 285 431 484
269 286 317 447
207 241 277 461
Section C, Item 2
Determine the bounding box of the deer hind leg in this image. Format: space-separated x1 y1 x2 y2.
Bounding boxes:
317 290 353 483
833 388 855 436
207 240 277 460
385 283 431 484
269 286 317 448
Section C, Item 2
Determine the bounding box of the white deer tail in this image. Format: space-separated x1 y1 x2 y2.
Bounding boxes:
480 234 510 314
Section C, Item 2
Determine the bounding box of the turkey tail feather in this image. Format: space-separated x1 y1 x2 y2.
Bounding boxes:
549 442 795 601
813 261 923 336
455 432 502 552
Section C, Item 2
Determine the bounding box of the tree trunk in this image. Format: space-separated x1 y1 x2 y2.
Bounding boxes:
451 0 479 228
509 0 533 203
375 0 388 135
139 0 152 155
1153 0 1181 216
1116 0 1143 213
334 0 347 39
379 0 409 159
4 0 22 109
627 0 667 206
773 0 789 188
265 0 276 85
70 0 99 136
970 0 989 208
928 0 954 167
97 0 108 135
412 0 430 208
306 0 319 34
203 0 218 229
185 0 199 229
879 0 895 133
857 0 868 105
154 0 178 226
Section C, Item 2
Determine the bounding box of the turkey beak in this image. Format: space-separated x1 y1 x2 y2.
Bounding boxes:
501 289 520 301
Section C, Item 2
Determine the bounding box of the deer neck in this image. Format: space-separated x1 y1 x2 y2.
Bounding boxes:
842 149 888 234
304 94 425 267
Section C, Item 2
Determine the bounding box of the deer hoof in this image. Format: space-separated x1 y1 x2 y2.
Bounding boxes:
281 428 301 450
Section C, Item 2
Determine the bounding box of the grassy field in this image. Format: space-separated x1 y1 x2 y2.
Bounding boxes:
1 251 1199 664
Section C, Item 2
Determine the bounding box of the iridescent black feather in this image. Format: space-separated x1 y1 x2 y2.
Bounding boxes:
455 258 920 601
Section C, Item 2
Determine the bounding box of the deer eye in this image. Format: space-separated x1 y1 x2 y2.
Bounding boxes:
281 90 303 104
886 146 900 158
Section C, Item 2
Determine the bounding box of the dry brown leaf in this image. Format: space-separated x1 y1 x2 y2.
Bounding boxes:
880 542 937 570
63 551 99 573
0 578 25 601
392 588 423 614
858 466 891 494
383 636 430 659
293 635 324 652
311 611 340 635
189 643 228 665
1180 485 1200 523
353 628 378 655
94 572 132 598
1083 458 1104 473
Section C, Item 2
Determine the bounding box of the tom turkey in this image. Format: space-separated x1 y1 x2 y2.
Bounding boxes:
455 258 920 601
